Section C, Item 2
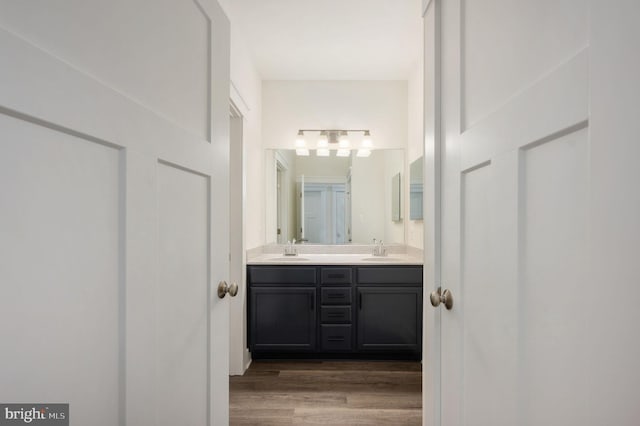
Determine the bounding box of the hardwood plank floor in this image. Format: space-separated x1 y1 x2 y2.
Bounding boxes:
230 361 422 425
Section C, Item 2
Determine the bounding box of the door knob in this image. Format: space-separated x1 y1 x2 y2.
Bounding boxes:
217 281 238 299
430 286 453 310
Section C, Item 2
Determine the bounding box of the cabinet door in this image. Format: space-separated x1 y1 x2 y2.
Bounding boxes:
250 287 316 352
357 287 422 352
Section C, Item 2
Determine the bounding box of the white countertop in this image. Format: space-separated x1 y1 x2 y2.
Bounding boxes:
246 253 423 265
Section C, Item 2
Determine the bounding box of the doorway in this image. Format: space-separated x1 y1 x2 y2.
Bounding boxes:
301 181 347 244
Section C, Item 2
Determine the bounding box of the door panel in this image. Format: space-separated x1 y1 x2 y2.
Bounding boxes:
462 0 587 128
156 163 209 426
519 128 589 425
0 0 211 139
304 190 325 243
461 157 518 426
0 114 121 426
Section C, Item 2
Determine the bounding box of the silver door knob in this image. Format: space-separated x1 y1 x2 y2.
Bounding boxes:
430 286 453 310
217 281 238 299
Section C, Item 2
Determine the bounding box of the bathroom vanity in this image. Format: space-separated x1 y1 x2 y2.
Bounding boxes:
246 254 423 360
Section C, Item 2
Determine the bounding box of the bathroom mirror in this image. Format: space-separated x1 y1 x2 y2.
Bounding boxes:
409 156 423 220
266 149 405 244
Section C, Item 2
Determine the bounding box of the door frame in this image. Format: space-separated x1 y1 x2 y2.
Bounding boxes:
229 96 252 376
422 1 441 425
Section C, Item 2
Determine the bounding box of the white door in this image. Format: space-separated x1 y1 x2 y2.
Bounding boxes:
334 189 346 244
424 0 640 425
0 1 232 425
304 188 326 243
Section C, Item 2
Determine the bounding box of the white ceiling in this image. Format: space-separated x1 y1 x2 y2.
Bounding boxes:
222 0 423 80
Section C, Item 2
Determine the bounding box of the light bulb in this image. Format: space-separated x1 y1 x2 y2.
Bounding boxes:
336 149 351 157
316 148 330 157
362 131 373 148
356 149 371 157
338 131 350 148
295 131 306 148
317 132 329 148
296 148 309 156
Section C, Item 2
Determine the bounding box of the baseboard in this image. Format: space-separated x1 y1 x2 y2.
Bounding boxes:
243 349 252 374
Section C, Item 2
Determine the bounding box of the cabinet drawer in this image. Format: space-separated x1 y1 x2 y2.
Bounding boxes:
321 325 352 351
321 306 352 323
321 267 352 284
321 287 352 305
248 266 316 285
357 267 422 284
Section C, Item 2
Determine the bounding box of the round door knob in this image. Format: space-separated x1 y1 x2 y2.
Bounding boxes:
217 281 238 299
430 287 453 310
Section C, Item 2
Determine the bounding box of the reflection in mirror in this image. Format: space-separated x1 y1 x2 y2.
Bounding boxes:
391 172 401 222
268 149 404 244
409 156 423 220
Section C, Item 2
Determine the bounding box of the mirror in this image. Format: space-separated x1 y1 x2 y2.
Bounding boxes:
409 156 423 220
267 149 405 244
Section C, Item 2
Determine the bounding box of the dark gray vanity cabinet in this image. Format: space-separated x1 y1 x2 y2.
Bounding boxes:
356 267 423 353
356 287 422 352
248 267 317 352
247 264 422 359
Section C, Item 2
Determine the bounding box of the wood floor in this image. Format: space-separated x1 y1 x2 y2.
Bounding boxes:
230 361 422 425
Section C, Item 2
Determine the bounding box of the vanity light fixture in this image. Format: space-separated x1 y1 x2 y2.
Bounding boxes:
294 129 373 156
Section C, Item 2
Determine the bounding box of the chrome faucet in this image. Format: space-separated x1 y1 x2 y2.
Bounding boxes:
372 238 387 257
284 239 298 256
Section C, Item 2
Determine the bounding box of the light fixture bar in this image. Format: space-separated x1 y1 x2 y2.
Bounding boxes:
295 129 373 156
297 129 371 133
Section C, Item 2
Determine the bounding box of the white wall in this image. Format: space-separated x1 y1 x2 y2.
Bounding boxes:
406 58 424 249
262 80 408 150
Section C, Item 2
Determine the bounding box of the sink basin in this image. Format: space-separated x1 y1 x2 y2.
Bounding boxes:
267 256 310 261
361 257 403 262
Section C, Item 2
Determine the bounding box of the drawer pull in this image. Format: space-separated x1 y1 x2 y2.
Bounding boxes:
327 294 344 298
327 336 345 342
